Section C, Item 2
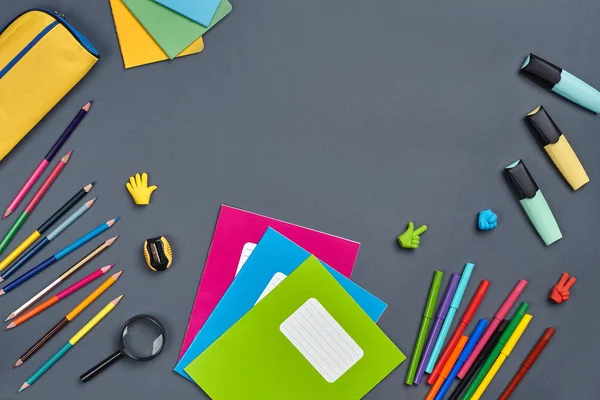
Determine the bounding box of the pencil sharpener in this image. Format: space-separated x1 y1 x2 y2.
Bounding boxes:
143 236 172 272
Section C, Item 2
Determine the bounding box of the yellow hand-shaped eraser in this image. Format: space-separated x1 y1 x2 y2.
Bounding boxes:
126 172 157 205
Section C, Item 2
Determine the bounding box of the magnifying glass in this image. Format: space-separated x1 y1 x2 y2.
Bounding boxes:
80 315 166 382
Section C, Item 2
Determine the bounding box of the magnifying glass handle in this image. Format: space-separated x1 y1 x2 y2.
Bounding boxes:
80 350 124 383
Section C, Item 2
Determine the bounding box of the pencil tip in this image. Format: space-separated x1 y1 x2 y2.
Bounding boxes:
14 359 23 368
6 322 15 330
3 209 11 218
18 382 28 392
85 198 96 207
0 290 5 296
83 101 92 112
112 294 124 305
106 218 119 227
105 236 118 246
0 277 4 283
112 270 123 280
84 182 95 192
6 312 15 321
62 151 72 162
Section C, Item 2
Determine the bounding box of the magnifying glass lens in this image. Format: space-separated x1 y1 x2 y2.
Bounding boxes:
122 317 164 359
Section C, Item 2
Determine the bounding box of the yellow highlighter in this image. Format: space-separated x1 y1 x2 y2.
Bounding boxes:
526 106 589 190
471 314 533 400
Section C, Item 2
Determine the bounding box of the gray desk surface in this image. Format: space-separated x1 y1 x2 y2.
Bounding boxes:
1 0 600 399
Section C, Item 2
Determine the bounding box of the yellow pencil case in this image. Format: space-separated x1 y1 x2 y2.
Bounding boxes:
0 9 99 162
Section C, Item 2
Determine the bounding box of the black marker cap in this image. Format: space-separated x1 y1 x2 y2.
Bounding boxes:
525 106 562 145
505 160 539 200
520 54 562 89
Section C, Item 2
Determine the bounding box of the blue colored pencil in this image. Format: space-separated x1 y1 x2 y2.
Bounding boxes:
0 218 118 295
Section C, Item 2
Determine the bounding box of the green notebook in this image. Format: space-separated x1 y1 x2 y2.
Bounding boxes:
121 0 232 59
185 256 405 399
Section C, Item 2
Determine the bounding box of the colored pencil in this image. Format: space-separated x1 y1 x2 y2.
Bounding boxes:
6 265 113 328
3 236 118 319
448 320 509 400
18 295 122 392
462 302 529 400
426 262 475 373
0 219 118 296
428 279 490 384
14 270 122 366
470 314 532 400
0 198 96 282
0 152 71 255
435 319 488 400
4 101 92 219
425 336 468 400
406 270 444 385
458 279 528 378
498 327 555 400
0 182 94 274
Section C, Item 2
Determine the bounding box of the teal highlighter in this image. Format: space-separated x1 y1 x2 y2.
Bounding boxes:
505 160 562 246
521 53 600 113
425 262 474 373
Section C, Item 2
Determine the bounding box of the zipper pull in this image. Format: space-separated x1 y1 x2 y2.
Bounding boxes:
53 11 66 20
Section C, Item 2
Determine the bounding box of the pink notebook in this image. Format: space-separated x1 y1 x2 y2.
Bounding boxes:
178 205 360 358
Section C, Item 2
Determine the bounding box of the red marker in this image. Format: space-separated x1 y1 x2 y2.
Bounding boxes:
498 327 555 399
427 279 490 384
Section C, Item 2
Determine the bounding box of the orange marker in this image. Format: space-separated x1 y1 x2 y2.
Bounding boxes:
425 336 468 400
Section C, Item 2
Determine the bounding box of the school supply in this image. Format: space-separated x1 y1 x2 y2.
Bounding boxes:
470 314 532 400
6 265 113 328
80 315 165 382
499 327 555 400
0 9 98 162
436 319 488 400
18 295 122 392
153 0 220 27
427 264 480 379
126 173 157 205
0 183 94 275
143 236 172 271
459 279 528 378
179 205 360 359
521 53 600 113
185 257 405 399
398 221 428 249
526 106 589 190
406 270 443 385
0 152 71 255
121 0 232 59
176 228 385 380
505 160 562 245
448 320 509 400
15 271 123 366
550 272 576 303
0 198 96 282
462 302 529 400
477 209 498 230
415 272 460 384
425 336 468 400
109 0 204 68
2 237 118 319
4 102 91 218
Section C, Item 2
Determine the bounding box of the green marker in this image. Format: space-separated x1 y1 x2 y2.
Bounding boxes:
405 270 443 385
462 302 529 399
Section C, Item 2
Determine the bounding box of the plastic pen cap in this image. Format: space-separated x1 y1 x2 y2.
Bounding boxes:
437 273 461 319
502 314 533 356
461 279 490 323
460 319 488 361
496 280 528 319
521 53 562 89
425 271 444 318
505 160 538 200
498 302 529 346
524 327 556 368
526 106 562 145
450 263 474 309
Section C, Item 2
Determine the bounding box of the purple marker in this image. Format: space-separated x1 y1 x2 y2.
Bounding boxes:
414 272 460 384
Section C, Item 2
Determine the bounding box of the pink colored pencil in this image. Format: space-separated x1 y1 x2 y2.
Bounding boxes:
4 101 91 219
457 279 528 378
5 264 113 329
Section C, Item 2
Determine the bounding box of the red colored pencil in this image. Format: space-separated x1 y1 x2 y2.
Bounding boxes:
498 327 555 399
5 264 113 329
427 279 490 384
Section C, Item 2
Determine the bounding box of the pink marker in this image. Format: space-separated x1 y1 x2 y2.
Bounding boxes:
457 279 528 378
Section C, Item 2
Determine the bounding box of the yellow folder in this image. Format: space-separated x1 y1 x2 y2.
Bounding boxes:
109 0 204 69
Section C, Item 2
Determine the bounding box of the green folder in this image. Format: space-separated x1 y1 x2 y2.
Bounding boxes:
121 0 232 59
185 256 405 399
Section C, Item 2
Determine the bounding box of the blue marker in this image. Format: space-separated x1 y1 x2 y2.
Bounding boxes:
426 262 474 373
435 318 488 400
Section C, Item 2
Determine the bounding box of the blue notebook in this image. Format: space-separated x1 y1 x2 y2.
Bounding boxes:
174 228 388 380
152 0 220 27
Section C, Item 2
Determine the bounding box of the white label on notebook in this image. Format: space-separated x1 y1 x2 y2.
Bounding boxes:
255 272 287 305
235 242 257 276
280 298 364 383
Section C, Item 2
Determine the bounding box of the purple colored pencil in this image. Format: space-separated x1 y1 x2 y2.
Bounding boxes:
414 272 460 384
